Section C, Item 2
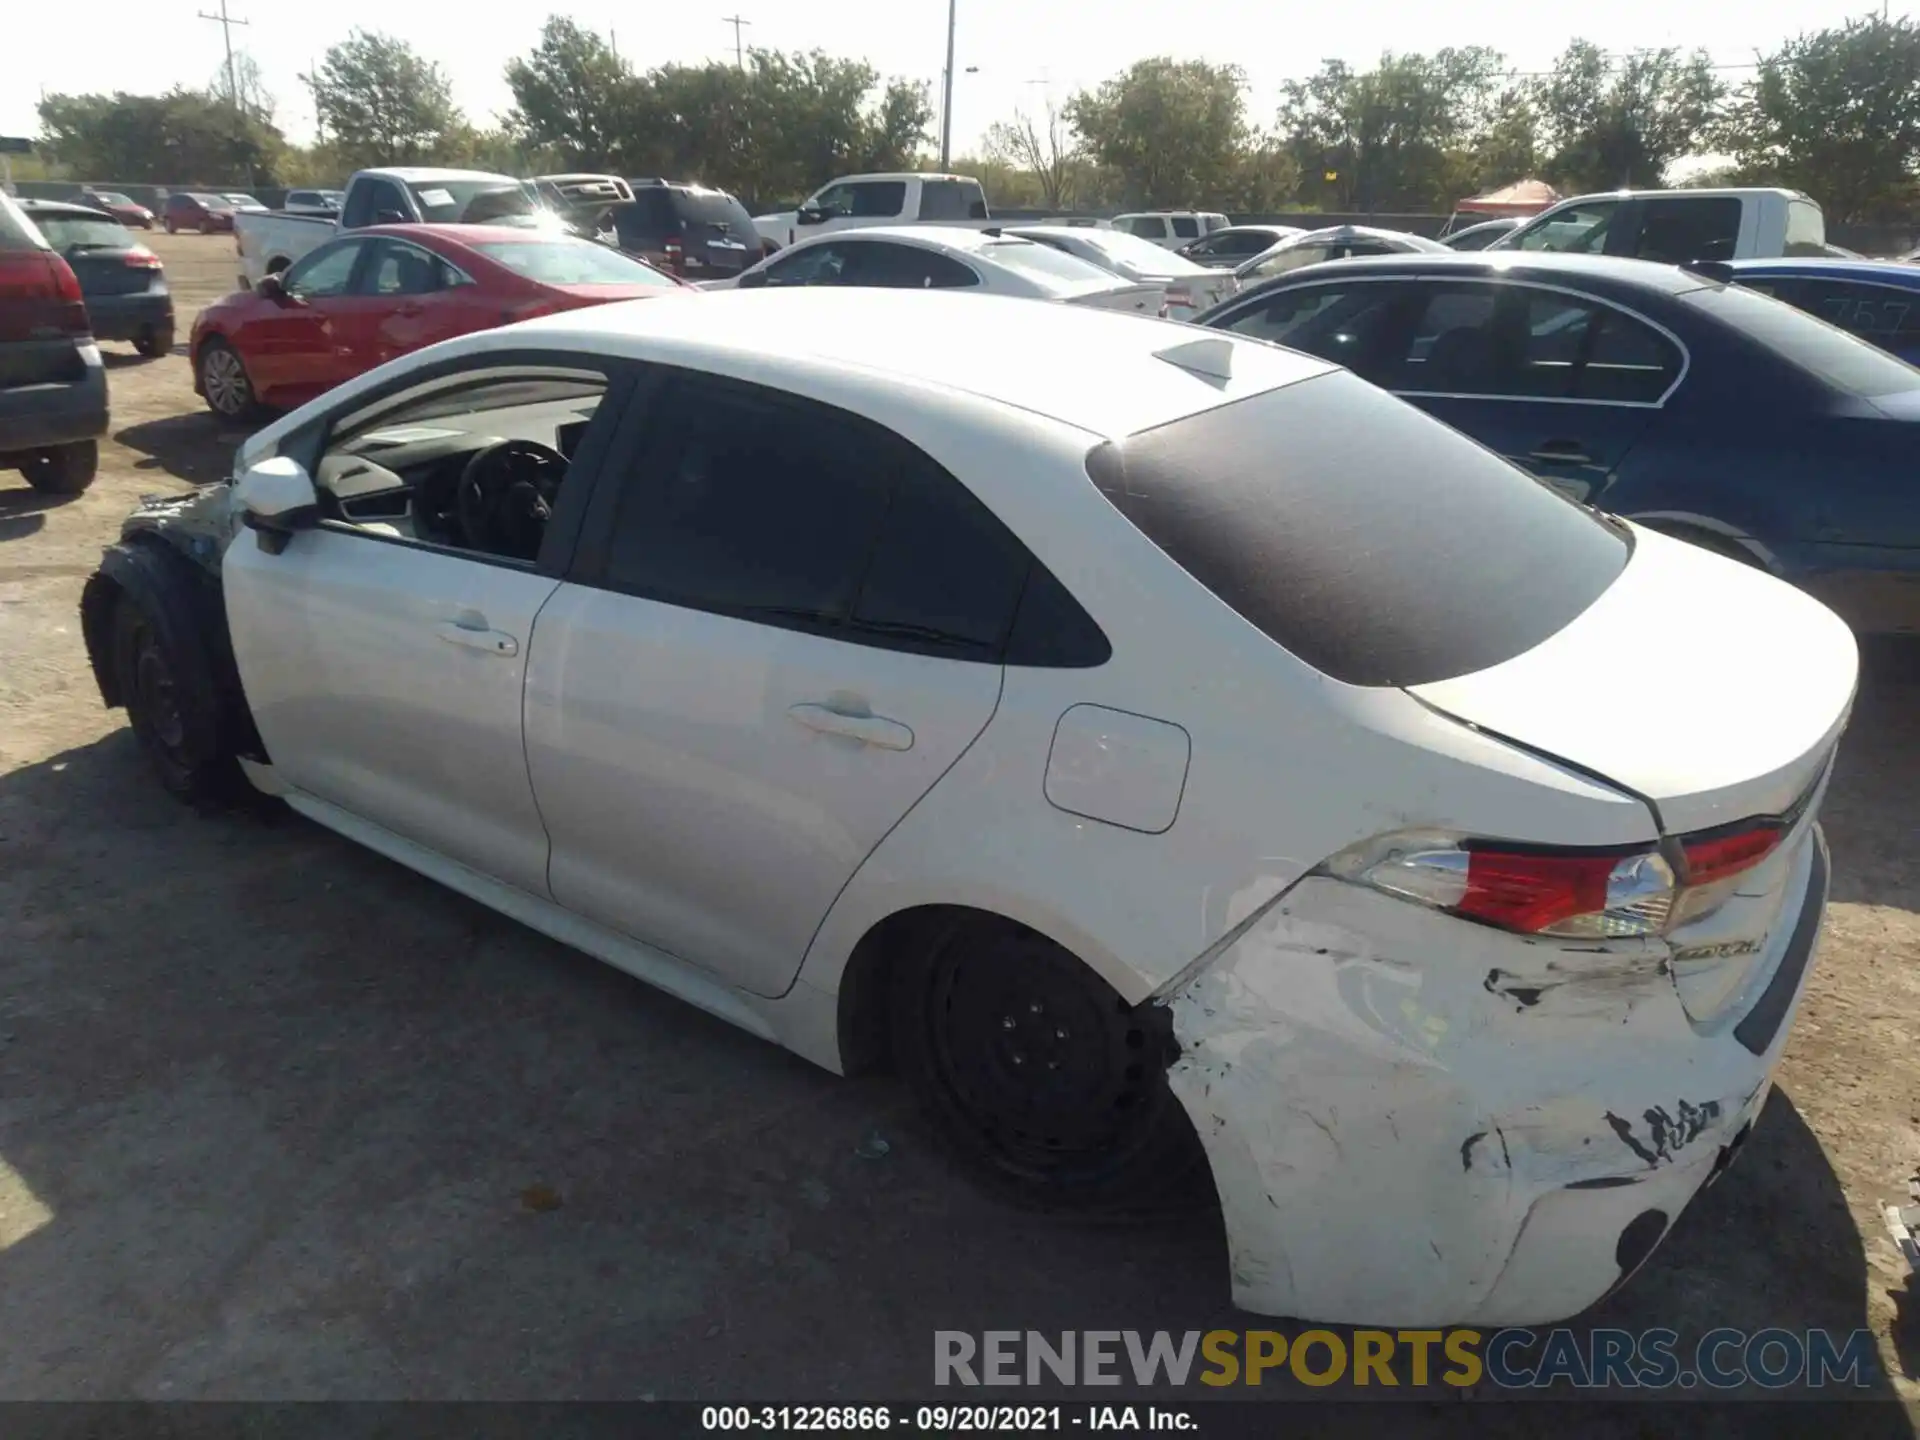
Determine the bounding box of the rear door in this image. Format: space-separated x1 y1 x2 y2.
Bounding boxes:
525 370 1023 997
1371 280 1677 503
363 238 484 367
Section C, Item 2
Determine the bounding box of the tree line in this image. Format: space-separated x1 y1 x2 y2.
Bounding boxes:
28 11 1920 223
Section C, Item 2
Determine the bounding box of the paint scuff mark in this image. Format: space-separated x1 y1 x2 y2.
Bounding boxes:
1606 1099 1724 1169
1460 1131 1487 1172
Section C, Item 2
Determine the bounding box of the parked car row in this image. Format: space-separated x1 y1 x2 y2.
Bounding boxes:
0 191 109 494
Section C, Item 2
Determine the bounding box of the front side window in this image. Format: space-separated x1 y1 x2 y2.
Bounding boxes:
1084 370 1631 687
284 240 366 298
1172 217 1200 238
1633 197 1741 264
1513 202 1619 254
366 180 410 222
320 365 610 563
1221 284 1403 376
760 243 852 287
596 375 1059 661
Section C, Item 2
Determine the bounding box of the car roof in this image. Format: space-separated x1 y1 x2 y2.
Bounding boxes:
18 199 115 219
792 225 1019 254
1234 251 1719 296
1722 256 1920 286
360 167 517 185
515 288 1335 438
355 224 582 248
1287 224 1445 247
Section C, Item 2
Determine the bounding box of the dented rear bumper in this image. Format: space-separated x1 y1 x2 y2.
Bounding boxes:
1164 824 1828 1326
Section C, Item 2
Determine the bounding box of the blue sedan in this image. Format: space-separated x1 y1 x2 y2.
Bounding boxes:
1197 253 1920 635
1722 257 1920 365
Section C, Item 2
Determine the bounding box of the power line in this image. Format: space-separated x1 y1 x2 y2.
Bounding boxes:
723 14 751 70
196 0 251 116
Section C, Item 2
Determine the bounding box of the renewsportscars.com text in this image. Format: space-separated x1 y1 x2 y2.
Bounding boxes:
934 1328 1878 1390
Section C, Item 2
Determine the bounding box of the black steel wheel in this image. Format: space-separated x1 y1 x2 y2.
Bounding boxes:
21 440 97 495
891 916 1207 1212
110 589 242 804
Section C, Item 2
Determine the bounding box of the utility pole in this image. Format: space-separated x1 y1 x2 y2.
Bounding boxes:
938 0 957 169
197 0 251 115
723 14 751 70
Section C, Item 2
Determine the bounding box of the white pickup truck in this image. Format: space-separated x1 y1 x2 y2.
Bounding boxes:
234 167 541 287
1490 187 1829 262
752 172 993 251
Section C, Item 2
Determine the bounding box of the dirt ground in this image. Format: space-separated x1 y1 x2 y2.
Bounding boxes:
4 231 1920 1420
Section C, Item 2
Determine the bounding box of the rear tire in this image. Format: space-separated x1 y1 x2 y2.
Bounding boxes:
890 915 1208 1214
22 440 98 495
135 325 174 359
196 338 257 420
111 589 243 804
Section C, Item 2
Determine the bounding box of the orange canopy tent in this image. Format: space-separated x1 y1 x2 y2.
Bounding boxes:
1456 178 1561 217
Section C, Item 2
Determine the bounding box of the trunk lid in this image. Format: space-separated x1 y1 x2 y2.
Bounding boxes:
1408 525 1858 836
65 246 160 298
1065 282 1167 317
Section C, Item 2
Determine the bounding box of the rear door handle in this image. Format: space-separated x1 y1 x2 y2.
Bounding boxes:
434 619 519 657
787 703 914 751
1530 439 1594 464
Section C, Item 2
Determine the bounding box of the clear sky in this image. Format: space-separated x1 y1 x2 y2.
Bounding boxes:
3 0 1903 157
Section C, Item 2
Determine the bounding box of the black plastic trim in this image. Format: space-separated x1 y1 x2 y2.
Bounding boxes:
1733 826 1830 1057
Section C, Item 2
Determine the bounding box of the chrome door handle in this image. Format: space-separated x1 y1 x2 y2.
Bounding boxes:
434 620 519 657
787 703 914 751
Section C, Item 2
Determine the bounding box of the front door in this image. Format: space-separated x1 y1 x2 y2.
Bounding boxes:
246 237 370 404
222 357 630 896
524 371 1023 996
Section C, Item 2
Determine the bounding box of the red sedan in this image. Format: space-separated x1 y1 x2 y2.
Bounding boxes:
189 224 687 418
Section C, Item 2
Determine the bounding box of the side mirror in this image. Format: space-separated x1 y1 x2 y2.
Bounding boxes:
736 269 768 290
235 456 319 554
796 205 828 226
255 272 287 301
373 208 408 225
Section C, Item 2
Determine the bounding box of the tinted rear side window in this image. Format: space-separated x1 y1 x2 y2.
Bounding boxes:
918 180 985 221
1633 197 1741 263
1084 370 1630 686
1681 282 1920 399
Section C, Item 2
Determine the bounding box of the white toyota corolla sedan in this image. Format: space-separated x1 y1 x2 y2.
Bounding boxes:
82 289 1855 1325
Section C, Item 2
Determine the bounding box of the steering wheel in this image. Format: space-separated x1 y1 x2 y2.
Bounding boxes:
455 439 568 561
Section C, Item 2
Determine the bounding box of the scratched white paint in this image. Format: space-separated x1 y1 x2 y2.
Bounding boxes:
1166 838 1824 1326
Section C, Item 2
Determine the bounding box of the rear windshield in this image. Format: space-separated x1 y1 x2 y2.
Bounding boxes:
1681 282 1920 399
1079 230 1212 275
1084 370 1630 686
978 240 1119 292
474 239 679 287
33 214 136 251
0 196 45 250
410 180 526 224
670 190 754 229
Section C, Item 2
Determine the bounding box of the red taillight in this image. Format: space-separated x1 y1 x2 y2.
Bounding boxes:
1457 848 1620 933
1680 823 1785 887
124 247 161 269
1329 813 1796 940
662 239 684 275
46 254 91 336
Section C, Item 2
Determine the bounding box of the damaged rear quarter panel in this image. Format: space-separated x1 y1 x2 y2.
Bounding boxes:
1164 869 1798 1323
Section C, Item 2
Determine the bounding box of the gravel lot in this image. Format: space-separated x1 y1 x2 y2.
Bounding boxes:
3 231 1919 1421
